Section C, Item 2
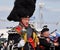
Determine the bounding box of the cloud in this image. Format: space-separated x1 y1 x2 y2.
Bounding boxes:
46 8 60 12
0 6 13 12
49 8 60 12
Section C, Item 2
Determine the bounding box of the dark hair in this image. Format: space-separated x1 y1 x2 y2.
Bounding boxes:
43 25 48 28
41 28 49 34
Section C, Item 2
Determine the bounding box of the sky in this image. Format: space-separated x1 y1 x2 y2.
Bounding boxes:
0 0 60 32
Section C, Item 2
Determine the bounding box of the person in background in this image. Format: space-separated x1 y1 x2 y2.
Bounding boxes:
39 28 51 50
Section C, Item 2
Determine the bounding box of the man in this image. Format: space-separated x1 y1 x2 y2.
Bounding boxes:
7 0 37 50
8 16 39 50
39 28 51 50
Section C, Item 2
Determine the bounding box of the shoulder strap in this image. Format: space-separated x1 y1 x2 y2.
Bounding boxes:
14 25 23 34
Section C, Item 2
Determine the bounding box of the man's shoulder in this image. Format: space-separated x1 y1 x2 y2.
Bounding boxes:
7 25 22 34
7 27 17 34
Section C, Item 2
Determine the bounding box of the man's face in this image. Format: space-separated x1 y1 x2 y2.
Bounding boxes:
43 31 50 37
21 18 30 27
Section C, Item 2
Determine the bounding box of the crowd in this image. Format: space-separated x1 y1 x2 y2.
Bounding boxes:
0 0 60 50
0 25 60 50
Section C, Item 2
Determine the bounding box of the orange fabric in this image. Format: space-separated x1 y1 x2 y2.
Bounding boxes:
28 38 35 49
40 45 45 50
16 26 22 34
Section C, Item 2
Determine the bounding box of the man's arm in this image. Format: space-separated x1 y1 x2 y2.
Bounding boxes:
40 38 51 47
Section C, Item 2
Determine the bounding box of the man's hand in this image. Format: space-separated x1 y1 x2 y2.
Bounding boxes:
17 39 25 47
54 42 59 46
46 38 50 43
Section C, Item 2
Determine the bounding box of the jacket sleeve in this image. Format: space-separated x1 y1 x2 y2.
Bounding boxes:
8 28 21 43
40 38 51 47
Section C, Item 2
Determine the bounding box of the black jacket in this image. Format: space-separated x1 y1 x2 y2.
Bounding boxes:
7 0 36 21
8 24 35 44
39 37 51 50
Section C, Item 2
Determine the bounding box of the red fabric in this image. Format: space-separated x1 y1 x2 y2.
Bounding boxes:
28 38 35 49
16 26 22 34
40 45 45 50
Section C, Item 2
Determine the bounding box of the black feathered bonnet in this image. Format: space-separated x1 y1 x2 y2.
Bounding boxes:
7 0 36 22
